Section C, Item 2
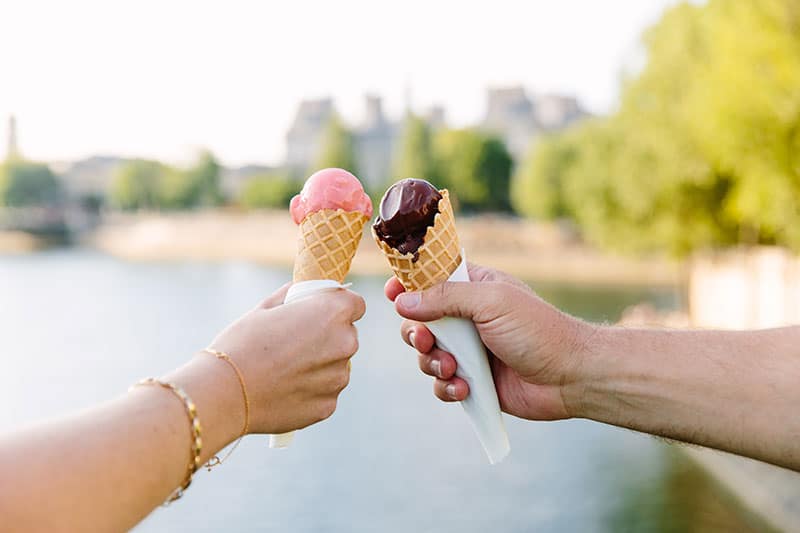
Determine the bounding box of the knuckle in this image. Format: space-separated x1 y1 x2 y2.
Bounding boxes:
418 354 433 375
347 335 359 355
400 320 415 345
352 294 367 320
333 293 352 315
432 282 449 301
476 282 506 319
337 369 351 391
417 353 427 371
339 329 358 356
318 399 337 421
433 380 448 400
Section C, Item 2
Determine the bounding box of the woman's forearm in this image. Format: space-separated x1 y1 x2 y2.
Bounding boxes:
0 354 243 532
574 326 800 470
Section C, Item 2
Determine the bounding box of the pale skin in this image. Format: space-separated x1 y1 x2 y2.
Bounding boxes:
0 284 366 532
385 263 800 472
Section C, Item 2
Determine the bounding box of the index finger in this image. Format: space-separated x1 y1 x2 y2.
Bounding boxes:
384 277 406 302
340 289 367 323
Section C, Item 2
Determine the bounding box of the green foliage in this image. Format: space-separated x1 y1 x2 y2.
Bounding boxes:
434 128 513 211
239 174 300 209
109 152 223 210
389 119 515 211
158 166 195 209
479 137 514 211
315 115 357 174
514 0 800 255
0 160 62 207
511 132 577 219
182 151 223 207
109 159 168 210
392 114 436 183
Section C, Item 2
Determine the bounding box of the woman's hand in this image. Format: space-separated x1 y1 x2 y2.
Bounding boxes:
208 283 366 434
385 264 594 421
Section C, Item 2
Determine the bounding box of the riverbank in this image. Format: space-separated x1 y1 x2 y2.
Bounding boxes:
86 211 684 287
0 230 46 253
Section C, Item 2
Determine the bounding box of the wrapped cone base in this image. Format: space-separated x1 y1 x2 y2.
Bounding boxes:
425 255 510 464
372 189 461 291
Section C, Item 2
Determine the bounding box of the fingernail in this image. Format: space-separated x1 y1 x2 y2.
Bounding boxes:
445 384 457 399
408 331 416 348
398 292 421 309
431 359 442 377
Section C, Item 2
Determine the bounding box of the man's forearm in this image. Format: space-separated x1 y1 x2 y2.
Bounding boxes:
572 325 800 470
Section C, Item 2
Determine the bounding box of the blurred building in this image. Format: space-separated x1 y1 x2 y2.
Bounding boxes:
425 105 446 130
54 156 127 200
285 98 334 176
481 86 587 158
353 95 397 189
285 95 402 189
220 164 275 199
285 87 586 184
535 94 586 131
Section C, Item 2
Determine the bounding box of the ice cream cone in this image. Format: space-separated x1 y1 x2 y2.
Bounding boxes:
270 207 368 449
293 208 369 283
373 187 510 464
372 189 461 291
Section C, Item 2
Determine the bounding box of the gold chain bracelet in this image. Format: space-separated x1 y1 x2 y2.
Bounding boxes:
201 348 250 469
130 378 203 504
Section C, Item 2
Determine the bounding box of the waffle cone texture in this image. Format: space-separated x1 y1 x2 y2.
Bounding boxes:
372 189 462 291
293 209 368 283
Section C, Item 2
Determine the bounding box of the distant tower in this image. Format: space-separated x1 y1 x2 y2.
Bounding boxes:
403 77 413 117
6 115 19 160
426 105 446 129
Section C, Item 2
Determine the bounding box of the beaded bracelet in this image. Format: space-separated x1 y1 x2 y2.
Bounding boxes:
130 378 203 504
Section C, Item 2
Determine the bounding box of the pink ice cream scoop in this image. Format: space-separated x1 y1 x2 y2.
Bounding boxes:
290 168 373 225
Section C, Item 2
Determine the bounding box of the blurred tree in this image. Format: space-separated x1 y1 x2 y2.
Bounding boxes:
0 160 62 206
239 174 300 209
479 137 514 211
392 114 436 183
181 151 223 207
511 132 577 219
680 0 800 248
110 152 223 210
109 159 167 210
434 128 513 211
158 166 196 209
515 0 800 255
315 115 358 174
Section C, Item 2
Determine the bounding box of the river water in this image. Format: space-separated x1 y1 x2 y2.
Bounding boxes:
0 249 774 532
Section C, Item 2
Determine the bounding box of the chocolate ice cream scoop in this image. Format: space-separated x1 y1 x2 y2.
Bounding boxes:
373 178 443 260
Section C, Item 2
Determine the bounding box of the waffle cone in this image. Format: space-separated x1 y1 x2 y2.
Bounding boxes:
372 189 462 291
293 209 368 283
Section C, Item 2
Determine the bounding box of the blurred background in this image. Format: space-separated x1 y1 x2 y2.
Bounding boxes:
2 0 799 531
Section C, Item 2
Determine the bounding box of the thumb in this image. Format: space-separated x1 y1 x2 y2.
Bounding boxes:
395 281 486 322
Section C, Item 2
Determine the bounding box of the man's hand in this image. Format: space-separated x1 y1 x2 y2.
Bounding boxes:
387 262 800 471
384 263 595 421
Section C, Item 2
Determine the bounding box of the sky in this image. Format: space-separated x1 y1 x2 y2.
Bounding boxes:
0 0 679 167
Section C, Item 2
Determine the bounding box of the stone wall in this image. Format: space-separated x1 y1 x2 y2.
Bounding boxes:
690 246 800 329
